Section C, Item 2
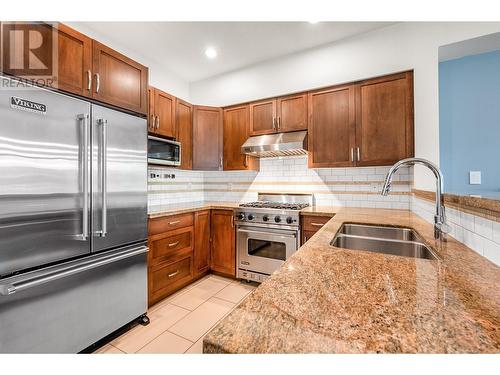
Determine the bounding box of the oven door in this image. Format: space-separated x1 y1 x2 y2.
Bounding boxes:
147 136 181 166
237 225 298 276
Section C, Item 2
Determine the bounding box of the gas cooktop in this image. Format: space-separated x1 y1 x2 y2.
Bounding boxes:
239 201 310 210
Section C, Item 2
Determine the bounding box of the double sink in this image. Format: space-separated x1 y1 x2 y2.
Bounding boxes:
331 223 438 261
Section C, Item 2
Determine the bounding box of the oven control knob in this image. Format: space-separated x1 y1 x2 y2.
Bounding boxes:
286 217 293 224
237 213 245 220
247 214 254 221
274 216 281 223
262 215 269 222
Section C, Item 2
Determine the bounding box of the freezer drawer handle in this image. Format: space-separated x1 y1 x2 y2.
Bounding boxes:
78 114 90 241
0 246 148 296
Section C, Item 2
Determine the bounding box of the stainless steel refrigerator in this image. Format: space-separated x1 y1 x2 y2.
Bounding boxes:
0 76 148 353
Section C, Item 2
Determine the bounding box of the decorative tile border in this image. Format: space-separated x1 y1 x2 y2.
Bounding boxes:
413 189 500 223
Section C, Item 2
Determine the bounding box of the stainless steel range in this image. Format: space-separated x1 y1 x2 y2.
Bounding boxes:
236 193 313 282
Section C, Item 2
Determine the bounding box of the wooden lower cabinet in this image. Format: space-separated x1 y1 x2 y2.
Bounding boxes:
210 210 236 277
147 209 237 306
194 210 211 276
148 213 195 306
300 214 334 245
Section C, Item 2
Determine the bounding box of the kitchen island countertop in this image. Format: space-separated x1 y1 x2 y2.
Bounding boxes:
203 207 500 353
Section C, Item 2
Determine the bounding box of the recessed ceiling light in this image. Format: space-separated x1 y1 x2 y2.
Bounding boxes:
205 47 217 59
308 21 319 24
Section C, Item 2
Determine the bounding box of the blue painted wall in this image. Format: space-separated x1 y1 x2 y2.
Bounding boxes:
439 49 500 196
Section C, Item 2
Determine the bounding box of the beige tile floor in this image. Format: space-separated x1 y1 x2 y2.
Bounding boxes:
93 275 257 354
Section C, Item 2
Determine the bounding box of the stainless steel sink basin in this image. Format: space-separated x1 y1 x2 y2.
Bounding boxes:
338 223 424 242
331 223 438 261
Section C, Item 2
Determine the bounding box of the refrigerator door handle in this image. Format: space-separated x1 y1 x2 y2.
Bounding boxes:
0 245 148 296
77 114 89 241
97 119 108 237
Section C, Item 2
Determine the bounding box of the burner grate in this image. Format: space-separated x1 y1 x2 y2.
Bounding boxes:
239 201 310 210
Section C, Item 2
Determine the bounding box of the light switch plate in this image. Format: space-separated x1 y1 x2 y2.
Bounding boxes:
469 171 481 185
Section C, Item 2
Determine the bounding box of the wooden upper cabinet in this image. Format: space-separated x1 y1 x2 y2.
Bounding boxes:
355 72 414 166
1 23 92 97
308 84 356 168
210 210 235 277
276 93 308 132
192 106 223 171
249 99 276 135
176 99 193 169
223 105 259 171
92 40 148 114
56 24 92 97
153 88 176 138
249 94 308 135
194 210 211 276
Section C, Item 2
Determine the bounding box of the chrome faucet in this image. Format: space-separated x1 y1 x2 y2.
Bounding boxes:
381 157 448 240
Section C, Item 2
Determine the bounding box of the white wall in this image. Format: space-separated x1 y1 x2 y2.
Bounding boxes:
66 22 190 101
189 22 500 191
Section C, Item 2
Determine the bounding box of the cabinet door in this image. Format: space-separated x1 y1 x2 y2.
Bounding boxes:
1 22 92 97
176 99 193 169
154 88 176 138
276 93 308 132
355 72 414 166
194 210 211 276
210 210 235 276
249 99 276 135
56 24 92 97
92 41 148 114
192 106 223 170
308 84 356 168
223 105 259 171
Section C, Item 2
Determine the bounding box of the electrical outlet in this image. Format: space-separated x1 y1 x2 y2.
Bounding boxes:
149 173 161 179
469 171 481 185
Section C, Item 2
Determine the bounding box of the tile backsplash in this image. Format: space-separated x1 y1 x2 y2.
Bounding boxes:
148 155 412 212
412 195 500 266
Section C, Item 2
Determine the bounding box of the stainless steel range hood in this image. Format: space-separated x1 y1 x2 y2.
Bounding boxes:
241 130 308 158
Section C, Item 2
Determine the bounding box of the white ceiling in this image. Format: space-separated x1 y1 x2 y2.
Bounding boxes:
73 22 393 82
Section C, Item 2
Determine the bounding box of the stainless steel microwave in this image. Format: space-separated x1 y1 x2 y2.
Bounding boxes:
147 136 181 166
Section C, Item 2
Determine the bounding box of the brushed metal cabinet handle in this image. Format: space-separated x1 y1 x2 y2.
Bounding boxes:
168 241 180 248
169 220 180 225
277 116 281 130
150 114 155 130
272 117 276 130
95 73 100 93
87 70 92 91
157 115 160 130
168 270 180 278
310 223 324 227
351 148 354 162
357 147 361 162
243 154 248 168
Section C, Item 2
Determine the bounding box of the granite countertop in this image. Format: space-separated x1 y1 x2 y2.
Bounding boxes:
203 207 500 353
148 202 341 219
148 202 241 218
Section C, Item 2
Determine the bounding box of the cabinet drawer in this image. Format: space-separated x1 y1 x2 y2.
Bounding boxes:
151 256 192 294
302 215 333 232
149 213 194 235
151 228 192 262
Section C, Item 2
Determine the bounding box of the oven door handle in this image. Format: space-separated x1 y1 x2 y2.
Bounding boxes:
237 228 297 239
